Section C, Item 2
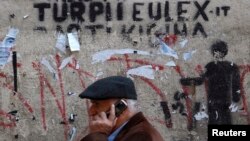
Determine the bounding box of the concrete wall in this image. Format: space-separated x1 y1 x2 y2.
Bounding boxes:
0 0 249 141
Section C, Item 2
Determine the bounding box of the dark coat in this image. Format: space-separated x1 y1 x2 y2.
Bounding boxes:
81 112 164 141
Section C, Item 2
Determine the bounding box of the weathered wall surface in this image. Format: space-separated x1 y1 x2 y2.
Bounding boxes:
0 0 249 141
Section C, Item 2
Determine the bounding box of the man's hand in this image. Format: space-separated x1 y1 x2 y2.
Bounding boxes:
89 104 117 135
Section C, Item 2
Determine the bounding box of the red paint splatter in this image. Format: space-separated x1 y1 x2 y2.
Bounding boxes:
0 110 16 128
195 65 203 74
0 72 7 78
16 63 22 68
163 34 177 47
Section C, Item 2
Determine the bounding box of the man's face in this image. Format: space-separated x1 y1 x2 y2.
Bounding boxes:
88 99 117 116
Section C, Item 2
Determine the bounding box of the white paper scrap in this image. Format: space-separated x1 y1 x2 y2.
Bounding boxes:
92 49 150 64
6 28 19 38
0 47 11 67
127 65 154 79
68 33 80 51
56 34 67 53
59 56 73 70
183 50 197 61
179 39 188 48
68 127 77 141
41 58 57 74
194 111 208 120
159 40 178 59
2 28 19 48
23 15 29 19
165 61 176 67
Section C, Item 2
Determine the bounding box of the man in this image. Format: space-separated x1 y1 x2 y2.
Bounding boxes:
201 40 241 124
79 76 164 141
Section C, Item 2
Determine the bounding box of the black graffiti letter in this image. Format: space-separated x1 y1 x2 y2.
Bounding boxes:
193 0 210 21
133 3 144 21
34 3 51 21
139 25 143 35
192 22 207 37
117 2 123 21
53 2 68 22
221 6 230 16
147 23 157 35
89 2 104 22
70 2 85 22
85 25 104 35
174 23 187 36
177 1 190 21
106 2 112 21
148 2 161 21
121 25 136 34
165 1 172 21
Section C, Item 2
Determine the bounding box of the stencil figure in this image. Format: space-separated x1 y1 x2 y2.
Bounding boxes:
201 40 241 124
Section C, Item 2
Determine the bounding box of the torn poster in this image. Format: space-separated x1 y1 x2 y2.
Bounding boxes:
0 28 19 67
0 46 11 67
179 39 188 48
68 127 77 141
165 61 176 67
59 56 73 70
183 50 197 61
41 57 57 74
194 111 208 120
127 65 154 79
68 32 80 51
55 34 67 53
2 27 19 48
92 49 150 64
159 39 178 59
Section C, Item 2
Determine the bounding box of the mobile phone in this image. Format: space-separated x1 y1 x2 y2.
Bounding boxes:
106 99 128 117
114 99 128 117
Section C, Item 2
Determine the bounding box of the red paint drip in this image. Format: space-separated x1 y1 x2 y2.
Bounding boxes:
55 54 69 141
108 57 165 71
37 63 47 130
44 77 64 115
174 65 185 77
16 92 34 114
139 77 165 99
124 54 131 69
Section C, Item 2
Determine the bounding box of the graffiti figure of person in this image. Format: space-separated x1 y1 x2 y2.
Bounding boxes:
201 40 241 124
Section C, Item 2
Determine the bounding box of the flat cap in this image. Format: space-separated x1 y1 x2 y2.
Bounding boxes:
79 76 137 100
